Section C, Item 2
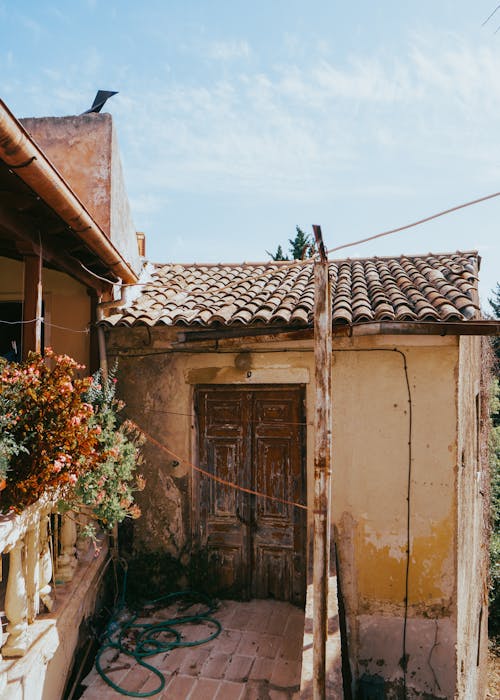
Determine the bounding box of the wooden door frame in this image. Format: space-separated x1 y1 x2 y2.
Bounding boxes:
191 383 307 602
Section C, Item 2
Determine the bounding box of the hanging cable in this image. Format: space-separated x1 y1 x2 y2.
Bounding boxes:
326 191 500 256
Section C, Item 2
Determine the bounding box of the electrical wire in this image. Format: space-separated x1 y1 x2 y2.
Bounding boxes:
126 404 309 427
81 189 500 308
134 422 309 512
0 317 90 333
325 190 500 256
0 317 43 325
482 4 500 25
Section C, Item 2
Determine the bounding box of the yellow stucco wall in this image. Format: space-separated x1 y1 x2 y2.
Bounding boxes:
106 326 471 698
0 256 91 367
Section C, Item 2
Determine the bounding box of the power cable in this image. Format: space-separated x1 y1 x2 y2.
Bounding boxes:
326 191 500 256
82 189 499 306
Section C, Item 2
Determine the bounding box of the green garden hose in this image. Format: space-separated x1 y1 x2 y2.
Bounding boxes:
94 563 222 697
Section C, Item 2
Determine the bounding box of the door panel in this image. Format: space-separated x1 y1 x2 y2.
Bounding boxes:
195 385 306 605
197 390 250 597
252 391 305 603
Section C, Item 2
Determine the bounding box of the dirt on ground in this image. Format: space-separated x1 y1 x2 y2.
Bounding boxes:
487 649 500 699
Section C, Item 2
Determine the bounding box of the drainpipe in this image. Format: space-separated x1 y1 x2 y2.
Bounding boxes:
0 99 137 285
97 326 108 382
96 280 127 321
96 281 127 381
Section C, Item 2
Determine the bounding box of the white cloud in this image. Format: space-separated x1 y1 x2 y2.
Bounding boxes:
206 39 251 61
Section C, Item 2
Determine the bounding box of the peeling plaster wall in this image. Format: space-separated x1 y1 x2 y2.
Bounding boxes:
21 115 113 236
21 115 141 276
331 340 459 699
106 327 478 698
0 256 90 365
456 335 488 699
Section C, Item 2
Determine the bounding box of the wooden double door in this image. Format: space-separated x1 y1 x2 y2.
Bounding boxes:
195 385 306 605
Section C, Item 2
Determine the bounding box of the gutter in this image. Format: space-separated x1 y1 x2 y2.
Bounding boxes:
0 99 138 285
174 319 500 344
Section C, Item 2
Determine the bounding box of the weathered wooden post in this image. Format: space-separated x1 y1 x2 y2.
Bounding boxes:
312 225 332 700
21 246 43 359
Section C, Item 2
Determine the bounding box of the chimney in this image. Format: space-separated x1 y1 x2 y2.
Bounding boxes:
136 232 146 257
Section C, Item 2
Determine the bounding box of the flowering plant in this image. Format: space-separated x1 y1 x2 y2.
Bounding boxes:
67 364 145 531
0 350 98 512
0 352 144 531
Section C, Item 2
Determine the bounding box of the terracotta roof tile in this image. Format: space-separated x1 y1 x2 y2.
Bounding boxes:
102 251 480 328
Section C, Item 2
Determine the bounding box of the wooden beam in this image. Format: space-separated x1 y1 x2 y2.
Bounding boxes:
0 207 109 293
175 319 500 345
312 226 332 700
22 253 42 359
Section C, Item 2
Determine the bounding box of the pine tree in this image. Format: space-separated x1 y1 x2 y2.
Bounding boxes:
491 284 500 318
288 227 315 260
266 244 289 261
266 226 317 261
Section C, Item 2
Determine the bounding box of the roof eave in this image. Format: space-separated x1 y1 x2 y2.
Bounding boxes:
0 99 138 284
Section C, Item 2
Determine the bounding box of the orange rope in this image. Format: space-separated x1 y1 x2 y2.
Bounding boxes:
133 422 309 512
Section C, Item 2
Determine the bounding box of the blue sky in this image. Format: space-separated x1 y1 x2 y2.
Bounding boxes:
2 1 500 305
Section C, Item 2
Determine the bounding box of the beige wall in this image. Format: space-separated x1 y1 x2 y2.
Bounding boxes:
0 257 91 367
332 338 459 699
106 326 481 699
21 115 113 235
21 115 141 276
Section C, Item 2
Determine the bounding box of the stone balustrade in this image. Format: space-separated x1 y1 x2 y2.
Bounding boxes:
0 498 80 660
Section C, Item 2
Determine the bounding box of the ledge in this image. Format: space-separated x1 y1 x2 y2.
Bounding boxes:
0 537 109 700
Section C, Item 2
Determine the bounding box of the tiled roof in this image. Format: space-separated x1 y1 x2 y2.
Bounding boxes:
102 251 480 328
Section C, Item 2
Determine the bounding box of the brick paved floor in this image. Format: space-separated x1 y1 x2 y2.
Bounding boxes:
80 599 304 699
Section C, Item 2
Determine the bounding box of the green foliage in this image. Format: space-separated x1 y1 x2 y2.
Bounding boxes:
490 283 500 320
267 226 316 261
0 353 144 535
267 244 289 261
0 350 98 512
289 226 315 260
489 285 500 642
490 378 500 641
69 364 145 531
489 283 500 363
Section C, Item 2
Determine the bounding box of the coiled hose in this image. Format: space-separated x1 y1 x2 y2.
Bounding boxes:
94 562 222 697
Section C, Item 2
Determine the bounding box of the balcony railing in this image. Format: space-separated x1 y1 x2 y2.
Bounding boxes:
0 497 108 698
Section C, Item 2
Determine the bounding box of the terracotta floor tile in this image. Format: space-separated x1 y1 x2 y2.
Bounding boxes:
278 633 303 661
270 658 301 688
257 633 281 659
157 646 186 672
188 677 220 700
265 608 290 636
201 651 232 679
236 631 261 656
248 656 275 681
161 673 196 699
213 680 245 700
81 599 307 700
214 629 242 654
224 654 254 682
269 689 290 700
179 647 211 676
